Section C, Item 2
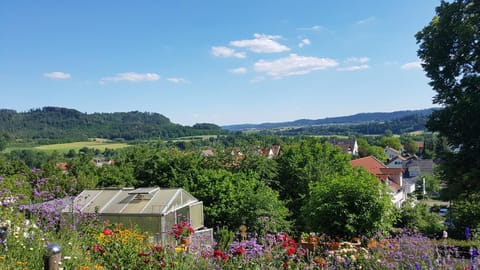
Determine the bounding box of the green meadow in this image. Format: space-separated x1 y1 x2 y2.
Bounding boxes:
4 138 131 153
33 139 130 153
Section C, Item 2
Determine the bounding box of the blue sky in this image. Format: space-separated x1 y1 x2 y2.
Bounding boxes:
0 1 440 126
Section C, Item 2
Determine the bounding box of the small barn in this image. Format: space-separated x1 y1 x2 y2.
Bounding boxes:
62 187 204 245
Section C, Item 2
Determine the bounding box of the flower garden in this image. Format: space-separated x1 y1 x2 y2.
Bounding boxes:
0 175 479 269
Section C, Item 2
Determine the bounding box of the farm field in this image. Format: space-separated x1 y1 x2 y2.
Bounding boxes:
32 139 130 153
1 138 132 153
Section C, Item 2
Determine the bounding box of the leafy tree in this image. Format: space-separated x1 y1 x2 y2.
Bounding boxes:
416 0 480 196
301 168 396 238
191 169 290 234
379 136 402 151
451 193 480 239
235 154 278 186
275 138 351 229
357 138 388 162
420 173 442 195
397 200 444 236
404 138 419 155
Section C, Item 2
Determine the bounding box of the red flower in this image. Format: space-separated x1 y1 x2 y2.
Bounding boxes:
171 221 195 240
234 246 245 255
283 262 290 269
93 244 105 254
102 229 112 236
153 245 163 253
287 246 296 256
137 252 150 257
214 249 224 258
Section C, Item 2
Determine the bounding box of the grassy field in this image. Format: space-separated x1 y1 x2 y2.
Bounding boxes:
33 139 130 153
167 135 218 142
2 138 131 153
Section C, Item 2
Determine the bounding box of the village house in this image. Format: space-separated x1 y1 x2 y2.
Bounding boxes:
330 138 359 156
384 146 401 162
351 156 414 208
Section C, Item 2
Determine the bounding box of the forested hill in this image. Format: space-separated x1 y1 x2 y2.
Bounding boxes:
223 108 438 131
0 107 225 141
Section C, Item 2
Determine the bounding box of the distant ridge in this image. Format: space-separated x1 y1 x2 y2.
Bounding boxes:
0 106 224 141
222 108 439 131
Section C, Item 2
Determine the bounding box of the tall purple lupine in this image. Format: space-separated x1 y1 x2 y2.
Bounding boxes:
466 227 472 241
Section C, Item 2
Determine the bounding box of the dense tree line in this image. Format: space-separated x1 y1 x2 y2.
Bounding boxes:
0 107 227 143
264 113 430 136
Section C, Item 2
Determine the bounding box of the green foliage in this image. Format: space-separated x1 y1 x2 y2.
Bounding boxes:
416 0 480 197
0 106 227 142
191 169 290 234
275 138 351 229
451 193 480 238
420 173 442 195
404 138 420 155
357 138 388 162
397 201 444 236
379 136 402 151
301 168 396 238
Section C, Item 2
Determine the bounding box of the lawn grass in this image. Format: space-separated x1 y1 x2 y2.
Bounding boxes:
28 139 130 153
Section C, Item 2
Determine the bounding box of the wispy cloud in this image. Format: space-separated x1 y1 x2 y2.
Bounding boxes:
100 72 160 83
254 54 338 78
401 61 423 70
355 16 376 25
211 46 246 58
228 67 247 74
230 33 290 53
297 25 325 31
44 72 71 79
167 77 190 84
298 38 311 48
337 57 370 71
346 57 369 64
337 65 369 71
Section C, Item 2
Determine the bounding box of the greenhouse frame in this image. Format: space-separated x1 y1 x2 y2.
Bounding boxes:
62 187 205 245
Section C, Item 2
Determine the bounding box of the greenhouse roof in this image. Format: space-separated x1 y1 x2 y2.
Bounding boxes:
63 187 199 215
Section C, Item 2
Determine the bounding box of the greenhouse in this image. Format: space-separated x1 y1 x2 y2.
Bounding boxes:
62 187 204 245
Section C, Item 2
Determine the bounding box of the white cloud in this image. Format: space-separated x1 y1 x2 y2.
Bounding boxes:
254 54 338 78
337 57 370 71
167 77 190 84
100 72 160 83
346 57 369 64
211 46 246 58
337 65 369 71
298 38 311 48
297 25 325 31
230 33 290 53
355 16 376 25
44 72 71 79
401 61 423 70
228 67 247 74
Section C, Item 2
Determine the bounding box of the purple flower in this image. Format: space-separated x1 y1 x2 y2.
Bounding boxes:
465 227 471 241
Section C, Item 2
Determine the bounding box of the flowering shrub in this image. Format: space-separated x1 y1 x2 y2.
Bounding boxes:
88 224 148 269
171 221 194 240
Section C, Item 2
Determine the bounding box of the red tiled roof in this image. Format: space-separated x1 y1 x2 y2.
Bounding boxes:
350 156 386 175
351 156 402 181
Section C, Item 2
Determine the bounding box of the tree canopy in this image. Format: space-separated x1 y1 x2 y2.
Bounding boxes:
416 0 480 196
301 168 396 238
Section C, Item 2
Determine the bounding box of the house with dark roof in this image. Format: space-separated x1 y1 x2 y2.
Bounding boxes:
330 139 358 156
384 146 401 162
404 159 435 178
386 155 407 169
351 156 413 208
